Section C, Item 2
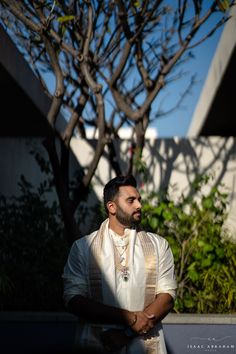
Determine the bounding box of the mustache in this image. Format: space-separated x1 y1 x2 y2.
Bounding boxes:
133 209 141 215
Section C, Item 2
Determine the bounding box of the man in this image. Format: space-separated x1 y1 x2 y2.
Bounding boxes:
62 175 177 353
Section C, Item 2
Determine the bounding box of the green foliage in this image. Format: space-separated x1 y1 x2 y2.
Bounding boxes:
0 144 100 311
216 0 230 12
133 147 149 184
141 174 236 313
1 165 235 314
0 176 69 311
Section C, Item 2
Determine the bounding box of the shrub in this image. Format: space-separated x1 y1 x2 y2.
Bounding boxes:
141 174 236 313
1 171 235 313
0 176 69 311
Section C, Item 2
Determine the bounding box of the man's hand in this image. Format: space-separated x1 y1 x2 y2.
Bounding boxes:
131 311 156 335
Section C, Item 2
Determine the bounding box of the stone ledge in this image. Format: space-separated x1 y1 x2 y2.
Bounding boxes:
163 313 236 324
0 312 236 324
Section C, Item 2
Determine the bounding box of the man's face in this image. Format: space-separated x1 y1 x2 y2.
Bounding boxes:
113 185 142 227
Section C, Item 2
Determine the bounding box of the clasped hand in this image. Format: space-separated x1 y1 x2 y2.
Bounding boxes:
100 311 156 352
131 311 156 335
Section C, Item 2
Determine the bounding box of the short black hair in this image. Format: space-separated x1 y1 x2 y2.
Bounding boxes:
103 175 137 214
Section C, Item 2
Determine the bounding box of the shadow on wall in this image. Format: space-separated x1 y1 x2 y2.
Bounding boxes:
145 137 236 196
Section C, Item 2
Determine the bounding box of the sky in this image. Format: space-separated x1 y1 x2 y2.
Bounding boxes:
42 2 227 139
155 23 224 137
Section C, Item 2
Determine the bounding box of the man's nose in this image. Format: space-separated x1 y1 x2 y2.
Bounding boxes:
135 200 142 209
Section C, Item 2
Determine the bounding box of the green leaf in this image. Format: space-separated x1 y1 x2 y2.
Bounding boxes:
154 205 163 215
149 217 158 230
184 298 195 308
133 0 141 8
57 15 75 23
202 197 213 209
216 0 230 12
216 247 225 258
198 240 205 247
188 270 199 282
201 257 212 268
203 244 214 253
163 210 172 220
194 251 202 260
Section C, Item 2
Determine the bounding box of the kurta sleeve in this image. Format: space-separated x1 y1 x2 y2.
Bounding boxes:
155 235 177 299
62 239 88 307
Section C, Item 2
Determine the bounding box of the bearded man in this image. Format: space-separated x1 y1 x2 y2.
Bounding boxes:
62 175 177 353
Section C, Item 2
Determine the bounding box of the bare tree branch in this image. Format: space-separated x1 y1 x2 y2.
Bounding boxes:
0 0 233 241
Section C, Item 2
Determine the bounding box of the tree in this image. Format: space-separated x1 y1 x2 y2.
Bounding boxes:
0 0 232 243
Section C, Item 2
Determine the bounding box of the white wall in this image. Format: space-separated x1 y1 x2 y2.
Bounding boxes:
1 136 236 236
70 136 236 237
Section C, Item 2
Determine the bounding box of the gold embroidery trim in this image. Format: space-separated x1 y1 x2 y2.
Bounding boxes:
88 220 106 301
138 231 157 308
89 224 157 309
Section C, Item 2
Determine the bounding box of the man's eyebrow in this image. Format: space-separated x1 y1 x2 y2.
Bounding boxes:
126 195 142 201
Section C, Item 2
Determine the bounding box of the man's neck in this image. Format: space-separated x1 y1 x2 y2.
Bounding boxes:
108 220 126 236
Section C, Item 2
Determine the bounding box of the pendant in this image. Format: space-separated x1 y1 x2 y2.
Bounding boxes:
121 267 129 281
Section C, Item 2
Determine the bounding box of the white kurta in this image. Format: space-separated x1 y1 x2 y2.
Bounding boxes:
63 219 177 353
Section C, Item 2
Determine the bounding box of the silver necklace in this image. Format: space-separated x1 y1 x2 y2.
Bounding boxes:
110 230 130 281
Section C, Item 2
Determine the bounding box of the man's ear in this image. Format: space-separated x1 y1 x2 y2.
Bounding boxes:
107 201 116 214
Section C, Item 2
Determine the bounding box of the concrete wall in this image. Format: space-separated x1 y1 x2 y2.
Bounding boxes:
1 136 236 236
70 136 236 237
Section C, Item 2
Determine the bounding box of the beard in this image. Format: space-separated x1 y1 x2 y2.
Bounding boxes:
116 204 142 228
